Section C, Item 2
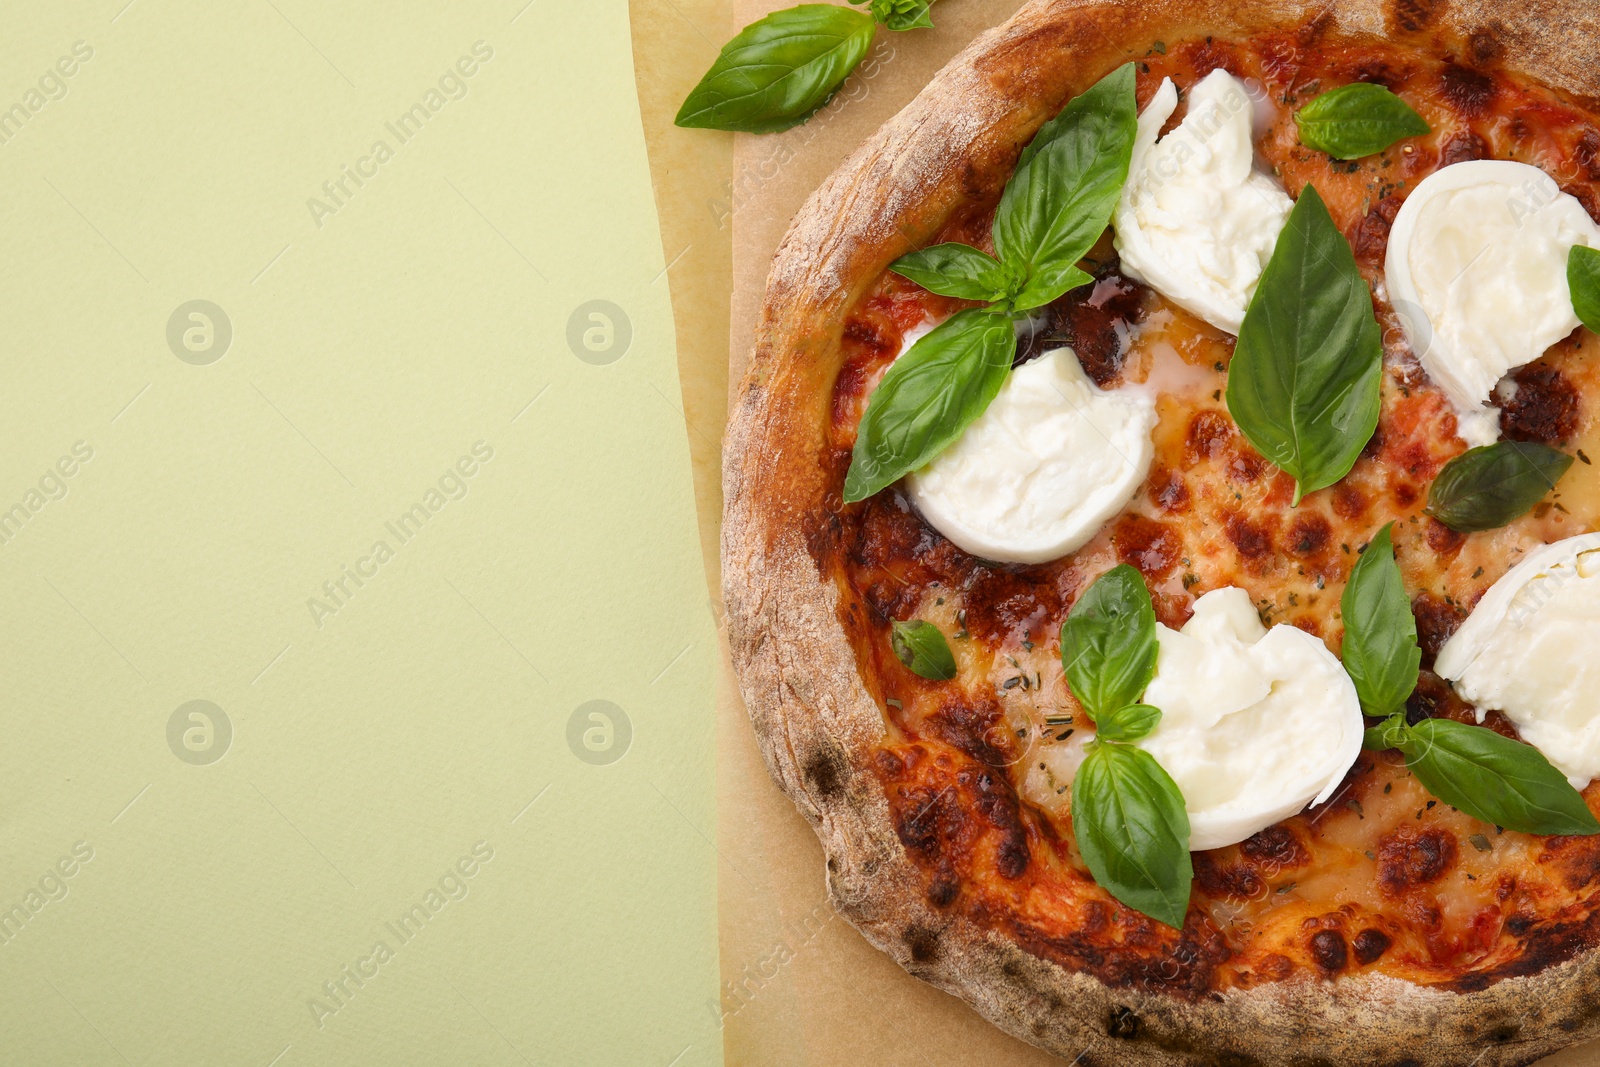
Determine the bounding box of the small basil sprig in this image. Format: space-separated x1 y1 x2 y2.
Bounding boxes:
842 64 1137 502
1061 565 1192 929
1340 524 1421 718
1571 245 1600 332
1426 442 1572 533
1227 184 1383 505
1294 83 1431 159
675 2 933 134
889 619 957 680
1346 526 1600 835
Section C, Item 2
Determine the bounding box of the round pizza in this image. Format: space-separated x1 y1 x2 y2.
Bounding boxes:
721 0 1600 1062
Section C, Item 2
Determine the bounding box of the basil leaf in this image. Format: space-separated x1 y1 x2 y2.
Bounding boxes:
1339 523 1421 718
1362 714 1407 752
889 620 957 680
1294 83 1431 159
1426 441 1573 533
1095 704 1162 743
843 308 1017 502
1571 245 1600 333
890 243 1014 302
675 5 877 134
1397 718 1600 836
864 0 934 30
1071 742 1192 928
1226 184 1383 505
1060 565 1158 720
993 63 1136 312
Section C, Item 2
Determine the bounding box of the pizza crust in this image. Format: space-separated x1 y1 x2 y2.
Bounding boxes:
721 1 1600 1062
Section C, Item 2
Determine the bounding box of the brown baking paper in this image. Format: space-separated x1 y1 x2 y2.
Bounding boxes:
631 0 1600 1060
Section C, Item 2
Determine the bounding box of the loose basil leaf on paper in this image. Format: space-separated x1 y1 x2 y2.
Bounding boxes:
1394 717 1600 835
1294 83 1431 159
1339 524 1421 718
843 308 1018 502
1071 742 1192 928
1227 184 1383 505
1426 441 1573 533
993 63 1137 311
860 0 934 30
1094 704 1162 743
674 5 877 134
889 620 957 680
1571 245 1600 332
1060 564 1159 721
889 243 1015 303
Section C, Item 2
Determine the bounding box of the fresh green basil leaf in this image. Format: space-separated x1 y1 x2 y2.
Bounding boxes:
890 620 957 680
1060 564 1158 720
675 5 877 134
843 308 1017 502
1426 441 1573 533
863 0 934 30
1571 245 1600 333
993 64 1136 312
1294 83 1431 159
1096 704 1162 743
1071 742 1192 928
1397 718 1600 836
890 243 1013 302
1226 184 1383 505
1339 524 1421 718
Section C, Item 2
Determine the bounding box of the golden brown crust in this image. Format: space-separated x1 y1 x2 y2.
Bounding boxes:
723 0 1600 1063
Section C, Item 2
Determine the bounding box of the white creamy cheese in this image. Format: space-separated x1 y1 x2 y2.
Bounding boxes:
1112 69 1293 335
1435 533 1600 787
1136 588 1364 851
1386 160 1600 446
906 347 1155 564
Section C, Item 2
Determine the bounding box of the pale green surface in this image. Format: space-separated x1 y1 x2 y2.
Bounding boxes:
0 2 719 1064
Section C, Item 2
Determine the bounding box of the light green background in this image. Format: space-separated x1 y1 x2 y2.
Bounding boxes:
0 2 719 1064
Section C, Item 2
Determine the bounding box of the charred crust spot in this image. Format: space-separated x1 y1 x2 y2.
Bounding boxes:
962 566 1063 647
1439 129 1489 167
1391 0 1438 33
927 876 958 908
1310 930 1349 973
1225 514 1273 560
904 924 940 963
803 745 850 800
1240 825 1311 869
1350 196 1403 268
1576 129 1600 181
1468 29 1503 65
1500 362 1580 445
1378 826 1459 894
841 316 893 355
1229 450 1267 483
1424 517 1465 557
1017 264 1149 383
1107 1006 1140 1039
1412 592 1466 664
1151 467 1192 514
1332 484 1368 520
1186 410 1235 463
1439 63 1497 118
1194 853 1264 900
1406 670 1473 725
1286 514 1332 559
1114 514 1182 580
1352 927 1392 964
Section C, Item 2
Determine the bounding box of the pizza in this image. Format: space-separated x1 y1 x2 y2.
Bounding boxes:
721 0 1600 1063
